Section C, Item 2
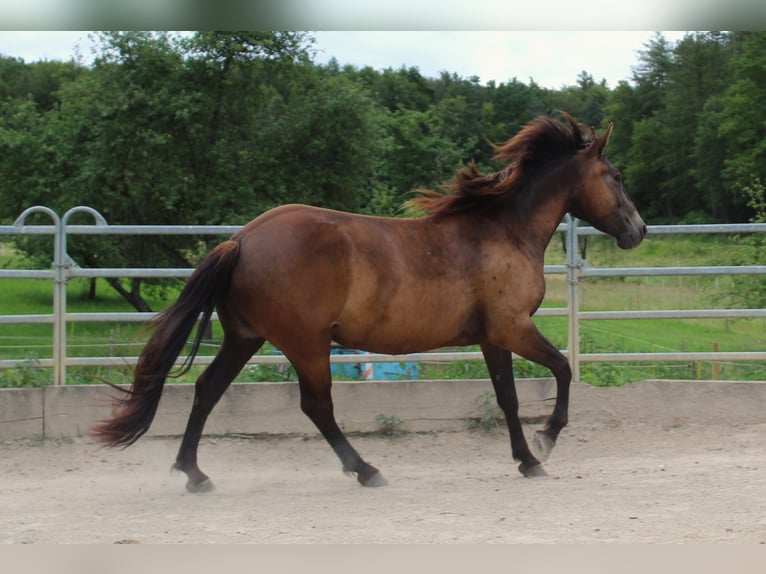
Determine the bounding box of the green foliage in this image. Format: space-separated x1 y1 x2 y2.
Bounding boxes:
4 29 766 318
234 357 297 383
602 31 766 224
727 180 766 308
468 391 504 432
374 413 403 436
714 33 766 212
0 357 50 388
0 32 382 311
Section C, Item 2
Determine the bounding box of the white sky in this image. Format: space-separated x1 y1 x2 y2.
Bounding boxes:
312 31 688 88
0 30 689 89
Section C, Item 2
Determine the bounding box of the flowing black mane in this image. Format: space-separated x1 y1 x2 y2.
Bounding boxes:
411 112 593 217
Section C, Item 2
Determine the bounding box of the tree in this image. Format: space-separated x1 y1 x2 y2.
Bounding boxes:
369 66 434 113
602 80 639 166
488 78 545 139
714 32 766 213
0 55 85 111
727 180 766 308
661 32 732 219
251 70 384 212
631 33 674 118
695 96 731 220
541 71 609 128
617 33 677 220
0 31 383 311
605 32 741 222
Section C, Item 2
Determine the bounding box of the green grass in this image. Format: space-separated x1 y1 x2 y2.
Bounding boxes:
1 245 292 385
424 234 766 384
2 233 765 387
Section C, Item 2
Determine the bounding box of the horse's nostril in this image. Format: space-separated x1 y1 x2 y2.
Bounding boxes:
642 224 648 236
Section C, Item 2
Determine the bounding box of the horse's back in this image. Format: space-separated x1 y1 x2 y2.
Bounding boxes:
223 204 487 353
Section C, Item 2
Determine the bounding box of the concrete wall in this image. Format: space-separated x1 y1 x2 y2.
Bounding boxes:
1 378 764 441
0 388 44 439
2 378 554 440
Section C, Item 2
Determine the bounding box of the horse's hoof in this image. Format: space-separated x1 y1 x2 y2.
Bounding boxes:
519 462 548 478
186 478 215 493
359 471 388 487
533 430 555 462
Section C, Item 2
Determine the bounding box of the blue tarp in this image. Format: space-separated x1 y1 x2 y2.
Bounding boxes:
330 349 420 380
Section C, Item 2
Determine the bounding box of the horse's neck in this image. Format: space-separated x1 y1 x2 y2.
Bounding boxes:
512 174 571 254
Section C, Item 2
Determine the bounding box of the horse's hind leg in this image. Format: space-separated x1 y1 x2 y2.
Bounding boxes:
174 336 264 492
291 353 387 487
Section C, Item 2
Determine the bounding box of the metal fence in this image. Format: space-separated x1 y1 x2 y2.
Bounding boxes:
2 205 766 385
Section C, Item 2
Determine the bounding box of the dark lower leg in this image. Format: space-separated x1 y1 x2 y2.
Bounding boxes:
174 410 214 490
322 422 386 486
496 382 545 475
481 344 543 477
532 368 570 464
175 338 261 490
299 378 386 486
542 362 571 443
507 326 572 461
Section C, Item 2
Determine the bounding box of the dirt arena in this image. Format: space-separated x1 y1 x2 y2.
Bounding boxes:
2 388 765 544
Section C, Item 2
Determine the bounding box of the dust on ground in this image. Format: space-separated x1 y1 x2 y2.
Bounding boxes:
2 415 764 543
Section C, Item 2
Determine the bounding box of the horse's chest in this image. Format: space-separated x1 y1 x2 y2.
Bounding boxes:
479 262 545 310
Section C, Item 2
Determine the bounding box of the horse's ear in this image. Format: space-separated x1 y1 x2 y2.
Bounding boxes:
595 122 614 156
561 111 585 146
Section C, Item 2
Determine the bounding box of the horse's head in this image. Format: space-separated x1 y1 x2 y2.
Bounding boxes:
568 120 647 249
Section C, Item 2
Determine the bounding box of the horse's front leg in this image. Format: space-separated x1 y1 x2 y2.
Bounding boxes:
506 322 572 463
480 342 547 478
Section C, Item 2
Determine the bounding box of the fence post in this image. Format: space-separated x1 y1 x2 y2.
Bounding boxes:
56 207 109 385
11 207 63 384
565 215 581 384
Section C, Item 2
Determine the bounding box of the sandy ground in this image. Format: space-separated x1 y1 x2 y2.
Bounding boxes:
1 412 765 544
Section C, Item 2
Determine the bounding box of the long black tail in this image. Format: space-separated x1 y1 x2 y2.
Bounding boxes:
90 240 241 447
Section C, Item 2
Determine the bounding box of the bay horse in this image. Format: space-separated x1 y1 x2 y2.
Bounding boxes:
91 113 646 491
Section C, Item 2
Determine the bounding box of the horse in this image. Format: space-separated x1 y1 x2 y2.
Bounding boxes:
91 112 646 491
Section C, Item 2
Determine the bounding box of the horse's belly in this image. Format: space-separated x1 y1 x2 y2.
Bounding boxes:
333 297 482 354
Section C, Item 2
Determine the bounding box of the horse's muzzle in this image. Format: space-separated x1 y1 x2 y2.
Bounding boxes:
617 214 647 249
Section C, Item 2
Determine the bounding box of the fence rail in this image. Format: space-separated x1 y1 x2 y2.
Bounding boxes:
2 206 765 385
